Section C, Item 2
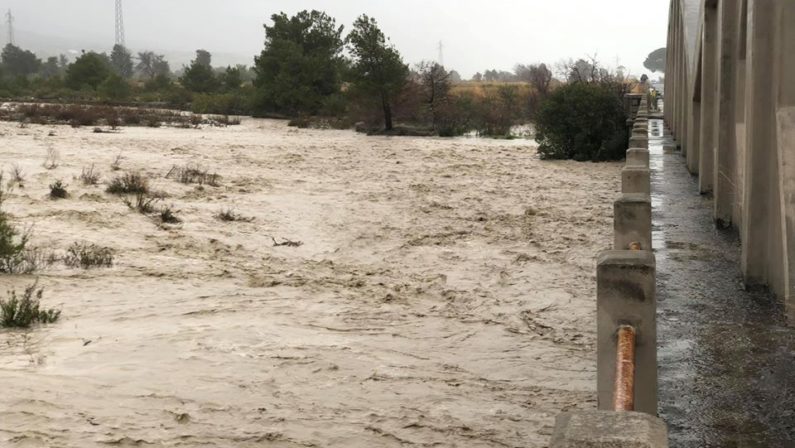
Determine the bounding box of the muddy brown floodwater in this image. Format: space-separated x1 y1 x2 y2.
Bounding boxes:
0 118 621 447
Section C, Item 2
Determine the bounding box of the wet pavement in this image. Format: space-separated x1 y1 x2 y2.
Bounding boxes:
649 119 795 447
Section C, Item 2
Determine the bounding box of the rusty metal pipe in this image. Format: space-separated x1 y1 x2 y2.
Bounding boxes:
613 325 636 411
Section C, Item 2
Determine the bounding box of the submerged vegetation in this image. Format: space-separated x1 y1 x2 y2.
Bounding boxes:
0 282 60 328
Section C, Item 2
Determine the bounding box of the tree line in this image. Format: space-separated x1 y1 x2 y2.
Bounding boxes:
0 10 656 144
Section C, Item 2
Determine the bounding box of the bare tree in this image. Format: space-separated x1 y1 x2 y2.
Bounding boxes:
417 61 451 128
136 51 170 80
515 63 553 97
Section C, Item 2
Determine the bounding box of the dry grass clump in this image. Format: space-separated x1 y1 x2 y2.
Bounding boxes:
49 180 68 199
10 164 24 187
107 173 149 195
80 164 101 185
166 164 221 186
63 242 114 269
159 206 182 224
216 208 254 223
0 282 60 328
110 152 123 171
43 147 59 170
124 192 160 214
123 192 182 224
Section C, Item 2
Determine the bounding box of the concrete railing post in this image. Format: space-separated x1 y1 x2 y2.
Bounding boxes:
551 411 668 447
629 134 649 149
597 250 657 416
627 149 650 168
622 166 651 195
614 194 652 251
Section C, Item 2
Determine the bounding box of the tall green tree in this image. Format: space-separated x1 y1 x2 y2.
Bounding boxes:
253 10 345 115
136 51 170 80
65 52 111 90
417 61 450 128
40 57 60 79
110 44 134 78
180 50 219 93
346 15 408 130
99 73 131 101
1 44 41 78
643 47 667 73
220 66 242 92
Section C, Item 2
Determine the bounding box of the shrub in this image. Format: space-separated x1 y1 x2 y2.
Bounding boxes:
0 211 29 273
49 180 68 199
63 242 114 269
43 147 59 169
0 282 60 328
216 208 254 223
80 164 100 185
124 192 159 214
107 173 149 195
535 83 628 161
10 164 24 186
166 164 220 186
159 206 181 224
111 152 123 171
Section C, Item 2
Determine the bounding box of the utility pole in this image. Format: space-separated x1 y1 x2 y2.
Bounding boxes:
115 0 125 47
438 41 444 67
6 9 15 46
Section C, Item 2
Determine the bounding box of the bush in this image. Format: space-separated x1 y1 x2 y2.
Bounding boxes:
166 164 220 186
107 173 149 195
0 210 28 273
216 208 254 223
124 192 159 214
0 282 60 328
80 164 101 185
49 180 68 199
63 242 114 269
535 83 628 161
159 206 181 224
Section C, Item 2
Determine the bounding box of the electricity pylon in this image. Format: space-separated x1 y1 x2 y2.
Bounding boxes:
115 0 125 47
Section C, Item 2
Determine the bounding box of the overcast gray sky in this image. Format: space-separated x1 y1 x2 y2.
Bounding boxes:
1 0 670 78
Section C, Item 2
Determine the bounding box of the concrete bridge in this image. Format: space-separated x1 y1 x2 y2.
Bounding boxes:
665 0 795 313
549 2 795 446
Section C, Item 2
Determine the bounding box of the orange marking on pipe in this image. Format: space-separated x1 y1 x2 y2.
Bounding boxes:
614 325 636 412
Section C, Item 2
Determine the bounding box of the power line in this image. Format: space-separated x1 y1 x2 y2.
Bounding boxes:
115 0 125 47
6 9 14 46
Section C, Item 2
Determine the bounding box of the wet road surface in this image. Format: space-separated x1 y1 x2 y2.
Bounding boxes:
649 119 795 447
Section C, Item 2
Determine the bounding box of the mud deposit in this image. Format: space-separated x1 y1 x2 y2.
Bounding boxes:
0 119 620 447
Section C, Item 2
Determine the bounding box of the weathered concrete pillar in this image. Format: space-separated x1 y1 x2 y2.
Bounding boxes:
713 0 740 226
777 0 795 311
622 167 651 195
699 3 719 194
614 194 652 251
551 411 668 448
741 0 784 293
629 135 649 150
627 149 650 168
687 100 701 175
597 251 657 415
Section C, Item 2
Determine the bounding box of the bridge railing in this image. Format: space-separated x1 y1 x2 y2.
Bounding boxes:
549 96 669 447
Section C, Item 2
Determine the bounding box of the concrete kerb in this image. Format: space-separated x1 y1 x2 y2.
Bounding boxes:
597 250 658 416
622 166 651 195
551 411 668 447
614 193 652 251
